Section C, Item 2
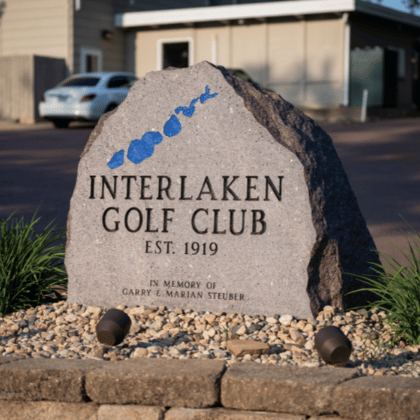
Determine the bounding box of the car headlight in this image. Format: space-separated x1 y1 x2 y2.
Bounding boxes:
80 94 97 102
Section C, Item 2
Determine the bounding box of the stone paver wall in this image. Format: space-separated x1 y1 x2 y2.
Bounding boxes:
0 356 419 420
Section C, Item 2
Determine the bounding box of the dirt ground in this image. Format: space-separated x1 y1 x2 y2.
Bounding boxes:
0 117 419 273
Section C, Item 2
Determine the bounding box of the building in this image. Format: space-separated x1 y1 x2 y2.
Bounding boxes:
1 0 420 122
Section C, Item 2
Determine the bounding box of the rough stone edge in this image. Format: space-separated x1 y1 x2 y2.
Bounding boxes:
210 62 383 315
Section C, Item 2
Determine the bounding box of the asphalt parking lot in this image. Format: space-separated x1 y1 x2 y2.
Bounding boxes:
0 117 419 271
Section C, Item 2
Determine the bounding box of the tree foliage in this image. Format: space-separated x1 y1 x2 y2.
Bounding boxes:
369 0 420 13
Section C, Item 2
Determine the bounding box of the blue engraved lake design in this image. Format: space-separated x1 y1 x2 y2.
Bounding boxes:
107 85 218 169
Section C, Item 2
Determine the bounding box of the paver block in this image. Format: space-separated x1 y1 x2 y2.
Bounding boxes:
0 358 106 403
0 401 98 420
165 407 306 419
98 404 165 420
86 358 225 407
221 363 359 416
0 355 25 365
333 375 420 420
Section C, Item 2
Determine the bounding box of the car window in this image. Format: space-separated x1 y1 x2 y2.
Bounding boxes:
59 77 101 87
107 76 131 89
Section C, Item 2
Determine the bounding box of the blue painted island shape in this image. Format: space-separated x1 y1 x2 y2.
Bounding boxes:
107 85 218 169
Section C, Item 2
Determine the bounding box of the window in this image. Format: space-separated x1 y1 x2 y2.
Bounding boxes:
86 55 98 72
107 76 131 88
163 43 189 68
59 77 100 87
157 38 193 70
80 47 103 73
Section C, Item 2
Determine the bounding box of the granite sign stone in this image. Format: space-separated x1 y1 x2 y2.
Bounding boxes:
65 61 381 318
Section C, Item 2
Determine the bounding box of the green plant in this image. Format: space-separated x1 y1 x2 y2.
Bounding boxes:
346 216 420 346
0 208 68 316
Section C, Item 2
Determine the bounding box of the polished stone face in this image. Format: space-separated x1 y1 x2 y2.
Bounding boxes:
65 61 380 317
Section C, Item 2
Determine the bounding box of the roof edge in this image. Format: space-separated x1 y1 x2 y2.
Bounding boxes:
115 0 420 30
115 0 355 27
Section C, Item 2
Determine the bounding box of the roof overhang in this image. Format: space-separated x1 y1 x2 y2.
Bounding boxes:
115 0 420 29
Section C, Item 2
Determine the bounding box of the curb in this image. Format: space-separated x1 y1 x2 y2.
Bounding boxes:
0 356 419 420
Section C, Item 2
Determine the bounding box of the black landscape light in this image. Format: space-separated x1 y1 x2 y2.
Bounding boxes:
315 326 352 365
96 308 131 346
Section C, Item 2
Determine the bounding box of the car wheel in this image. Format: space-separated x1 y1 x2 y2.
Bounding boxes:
52 119 70 129
105 103 118 113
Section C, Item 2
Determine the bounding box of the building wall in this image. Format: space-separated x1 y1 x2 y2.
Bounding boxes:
0 0 71 70
134 27 195 77
350 13 420 111
0 55 66 122
132 15 346 107
73 0 126 73
0 55 33 121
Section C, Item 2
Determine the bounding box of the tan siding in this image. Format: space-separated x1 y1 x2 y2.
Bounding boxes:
305 18 344 106
132 16 345 107
266 17 344 106
0 56 33 122
231 23 267 85
135 31 160 77
268 21 305 83
73 0 125 73
68 0 74 74
0 0 70 63
0 55 66 122
134 28 194 77
306 18 343 83
306 81 344 105
195 27 230 67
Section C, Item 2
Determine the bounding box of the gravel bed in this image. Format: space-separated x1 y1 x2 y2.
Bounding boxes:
0 302 419 377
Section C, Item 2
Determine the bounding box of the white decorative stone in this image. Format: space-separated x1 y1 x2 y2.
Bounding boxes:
280 315 293 326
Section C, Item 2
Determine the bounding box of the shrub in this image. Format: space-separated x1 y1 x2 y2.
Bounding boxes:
347 216 420 346
0 208 68 316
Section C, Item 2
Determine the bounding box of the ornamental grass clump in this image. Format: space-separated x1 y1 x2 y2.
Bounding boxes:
347 217 420 346
0 208 68 317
